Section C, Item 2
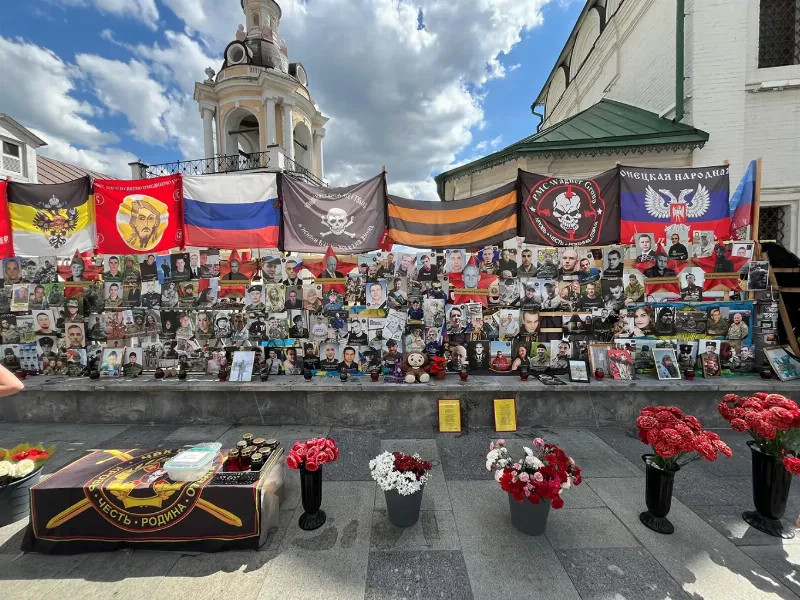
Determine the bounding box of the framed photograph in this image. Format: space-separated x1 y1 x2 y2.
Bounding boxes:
747 260 770 291
588 343 612 377
568 360 590 382
765 346 800 381
698 340 722 377
653 348 681 380
230 351 256 382
692 231 715 258
608 347 634 380
99 347 124 378
445 249 467 274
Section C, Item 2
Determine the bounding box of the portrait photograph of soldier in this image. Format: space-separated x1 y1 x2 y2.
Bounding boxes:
667 233 689 261
170 252 192 283
747 260 769 291
692 231 716 259
558 247 580 279
102 255 124 282
680 269 704 302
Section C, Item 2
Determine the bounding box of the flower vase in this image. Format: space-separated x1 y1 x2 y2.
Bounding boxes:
0 467 41 527
508 494 551 536
299 466 326 531
639 455 678 534
743 441 795 538
384 486 425 528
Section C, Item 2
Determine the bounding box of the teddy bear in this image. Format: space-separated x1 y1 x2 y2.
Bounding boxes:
403 351 430 384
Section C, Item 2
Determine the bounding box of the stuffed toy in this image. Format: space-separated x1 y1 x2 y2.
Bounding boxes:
404 351 430 383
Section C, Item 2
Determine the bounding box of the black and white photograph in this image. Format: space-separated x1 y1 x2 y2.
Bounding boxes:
667 233 689 261
692 231 716 258
602 247 624 278
747 260 770 291
468 340 489 370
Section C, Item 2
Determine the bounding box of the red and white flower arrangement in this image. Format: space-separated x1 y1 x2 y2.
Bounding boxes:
718 392 800 474
637 405 732 471
286 437 339 472
0 443 54 486
486 438 581 509
369 451 432 496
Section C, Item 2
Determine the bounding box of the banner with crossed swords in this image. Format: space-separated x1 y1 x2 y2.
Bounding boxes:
24 447 282 554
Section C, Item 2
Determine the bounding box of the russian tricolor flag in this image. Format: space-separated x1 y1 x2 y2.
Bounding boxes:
183 173 280 249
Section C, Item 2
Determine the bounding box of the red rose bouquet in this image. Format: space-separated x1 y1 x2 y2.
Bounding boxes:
637 406 732 471
286 437 339 472
0 443 55 486
486 438 581 509
718 393 800 474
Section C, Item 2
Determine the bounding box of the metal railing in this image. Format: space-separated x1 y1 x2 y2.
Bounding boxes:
140 151 327 187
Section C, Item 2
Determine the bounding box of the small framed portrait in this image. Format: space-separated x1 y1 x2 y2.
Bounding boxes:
677 341 697 370
139 253 159 282
520 310 541 337
765 346 800 381
10 284 29 312
692 231 715 258
489 340 513 372
477 246 499 275
230 351 256 382
26 284 48 311
550 339 572 371
698 340 722 377
170 252 192 282
601 279 625 311
177 281 198 308
32 309 57 336
261 256 284 284
175 312 195 340
577 251 601 283
445 249 468 274
104 281 125 308
498 247 518 278
155 255 173 284
319 342 342 371
219 253 255 282
140 279 162 309
194 311 214 341
30 257 58 284
468 340 490 370
366 280 387 310
102 255 124 282
213 310 231 339
346 274 366 306
630 233 655 264
602 247 624 278
608 347 634 380
510 339 530 371
558 247 580 278
588 343 612 377
197 279 217 309
347 318 369 345
423 298 445 328
245 284 265 311
386 276 408 310
2 258 23 285
394 252 418 279
303 284 324 312
727 309 750 340
653 348 681 380
629 306 655 337
282 285 303 311
680 268 704 302
667 232 689 261
99 347 124 378
568 359 590 383
199 249 220 279
159 281 179 309
655 306 676 336
623 270 645 304
515 245 536 276
415 252 439 282
706 306 730 337
747 260 770 291
731 242 754 260
535 248 559 279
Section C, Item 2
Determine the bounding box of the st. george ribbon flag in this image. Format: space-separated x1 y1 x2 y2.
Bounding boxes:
281 174 387 253
387 182 517 250
620 165 730 245
183 173 280 249
519 169 620 246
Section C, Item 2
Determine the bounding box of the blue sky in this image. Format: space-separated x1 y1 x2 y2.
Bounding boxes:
0 0 583 197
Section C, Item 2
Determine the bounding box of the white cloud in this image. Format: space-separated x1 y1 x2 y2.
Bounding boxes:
75 54 171 144
509 63 522 72
32 129 137 178
51 0 160 30
160 0 549 196
490 135 504 149
0 36 116 148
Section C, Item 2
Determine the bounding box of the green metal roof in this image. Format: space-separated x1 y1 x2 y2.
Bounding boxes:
434 99 709 199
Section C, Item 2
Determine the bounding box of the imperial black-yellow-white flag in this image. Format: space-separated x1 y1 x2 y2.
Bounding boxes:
7 177 95 256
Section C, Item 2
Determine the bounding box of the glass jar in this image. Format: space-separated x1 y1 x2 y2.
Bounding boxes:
236 440 247 452
250 452 264 472
242 433 254 445
252 437 266 449
226 449 240 472
240 448 253 471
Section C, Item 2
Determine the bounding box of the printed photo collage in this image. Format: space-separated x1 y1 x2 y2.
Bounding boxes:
0 238 765 378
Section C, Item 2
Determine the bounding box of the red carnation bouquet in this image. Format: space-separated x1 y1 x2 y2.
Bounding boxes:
718 393 800 474
486 439 581 509
286 437 339 472
637 406 732 471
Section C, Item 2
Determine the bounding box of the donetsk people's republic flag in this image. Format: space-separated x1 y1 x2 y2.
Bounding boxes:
620 165 730 245
94 175 183 254
7 176 95 256
387 182 517 250
519 169 620 246
183 173 279 249
282 174 387 253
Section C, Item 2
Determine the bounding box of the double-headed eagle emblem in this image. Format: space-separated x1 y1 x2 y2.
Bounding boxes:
32 195 79 249
644 185 710 223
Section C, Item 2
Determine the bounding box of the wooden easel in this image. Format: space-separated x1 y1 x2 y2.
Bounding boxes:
750 158 800 355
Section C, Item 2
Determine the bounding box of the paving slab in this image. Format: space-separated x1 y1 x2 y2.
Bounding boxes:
324 428 382 481
436 431 495 481
0 518 28 554
364 550 473 600
587 476 800 600
556 547 692 600
741 544 800 598
375 439 451 511
462 545 580 600
532 427 642 477
256 548 369 600
671 468 753 507
546 507 640 549
93 425 179 449
155 551 274 600
165 424 231 442
691 504 800 547
0 553 89 600
370 510 460 551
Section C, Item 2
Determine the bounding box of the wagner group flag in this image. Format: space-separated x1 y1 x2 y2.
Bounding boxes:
183 173 279 249
282 174 387 253
519 169 620 246
387 182 517 250
7 176 95 256
93 175 183 254
620 165 730 245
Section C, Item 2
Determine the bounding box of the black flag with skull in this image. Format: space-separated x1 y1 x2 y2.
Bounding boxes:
518 169 621 247
281 174 388 253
